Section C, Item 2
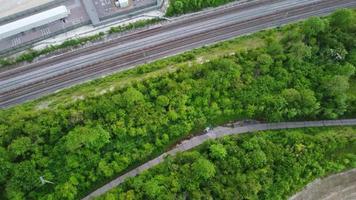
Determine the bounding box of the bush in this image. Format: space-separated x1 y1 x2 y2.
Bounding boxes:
98 127 356 200
0 10 355 200
166 0 236 16
108 18 162 34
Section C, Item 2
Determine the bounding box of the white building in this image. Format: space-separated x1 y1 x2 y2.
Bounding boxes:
115 0 129 8
0 6 70 40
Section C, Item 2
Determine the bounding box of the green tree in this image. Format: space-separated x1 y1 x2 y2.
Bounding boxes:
55 181 78 200
156 95 170 107
303 17 327 37
173 1 184 14
209 144 227 159
338 63 355 77
330 9 355 31
322 75 349 96
63 125 110 152
143 175 167 199
6 161 40 198
0 147 11 183
98 160 114 177
192 158 216 180
347 49 356 65
7 137 32 158
118 87 145 108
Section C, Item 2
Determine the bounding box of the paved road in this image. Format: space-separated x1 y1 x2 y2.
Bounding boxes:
290 169 356 200
0 0 355 108
82 118 356 199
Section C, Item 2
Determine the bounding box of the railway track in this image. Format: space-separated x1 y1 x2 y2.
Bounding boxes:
0 0 346 91
0 0 355 108
0 0 281 79
2 0 295 91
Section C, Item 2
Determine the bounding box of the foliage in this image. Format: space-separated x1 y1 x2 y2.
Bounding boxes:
0 32 105 68
0 10 355 199
0 18 162 68
97 127 356 200
166 0 236 16
108 18 162 34
209 143 227 159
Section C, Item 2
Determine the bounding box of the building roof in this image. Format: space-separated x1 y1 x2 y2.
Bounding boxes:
117 0 129 8
0 6 69 40
0 0 54 20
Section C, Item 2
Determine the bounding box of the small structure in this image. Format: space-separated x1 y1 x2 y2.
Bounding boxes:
39 176 54 185
0 5 70 40
204 127 211 133
115 0 129 8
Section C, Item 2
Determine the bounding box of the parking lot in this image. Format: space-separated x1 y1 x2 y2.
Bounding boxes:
0 0 54 22
0 0 90 54
0 0 159 55
93 0 157 19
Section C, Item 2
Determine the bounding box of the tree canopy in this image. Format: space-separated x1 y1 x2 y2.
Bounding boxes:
97 127 356 200
0 9 355 199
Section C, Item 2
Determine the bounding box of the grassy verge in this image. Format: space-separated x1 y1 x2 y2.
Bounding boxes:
29 33 265 110
0 10 355 200
166 0 238 16
0 18 163 68
0 0 241 68
96 126 356 200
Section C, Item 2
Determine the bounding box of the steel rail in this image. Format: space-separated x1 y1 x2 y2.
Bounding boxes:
0 0 329 87
0 0 281 79
0 0 355 108
0 0 348 90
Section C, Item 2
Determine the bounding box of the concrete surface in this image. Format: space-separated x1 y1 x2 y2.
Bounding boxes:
0 0 90 54
0 0 161 55
1 0 349 93
93 0 157 20
1 0 355 108
32 10 163 50
0 0 54 20
290 169 356 200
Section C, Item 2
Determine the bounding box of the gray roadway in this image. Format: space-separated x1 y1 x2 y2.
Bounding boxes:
82 119 356 199
289 169 356 200
1 0 354 93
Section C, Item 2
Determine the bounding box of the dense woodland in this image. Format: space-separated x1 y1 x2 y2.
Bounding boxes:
0 9 355 199
166 0 236 16
97 127 356 199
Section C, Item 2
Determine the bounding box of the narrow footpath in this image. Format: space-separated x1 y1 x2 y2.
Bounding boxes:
83 118 356 199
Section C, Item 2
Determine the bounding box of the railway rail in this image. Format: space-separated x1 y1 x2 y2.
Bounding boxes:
0 0 355 108
0 0 279 79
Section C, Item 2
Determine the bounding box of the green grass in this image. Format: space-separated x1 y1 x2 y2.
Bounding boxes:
0 18 163 68
13 33 266 112
166 0 237 16
1 10 355 200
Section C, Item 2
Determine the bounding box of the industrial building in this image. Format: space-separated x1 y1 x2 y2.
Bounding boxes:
115 0 130 8
0 0 57 22
0 6 70 40
0 0 162 55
